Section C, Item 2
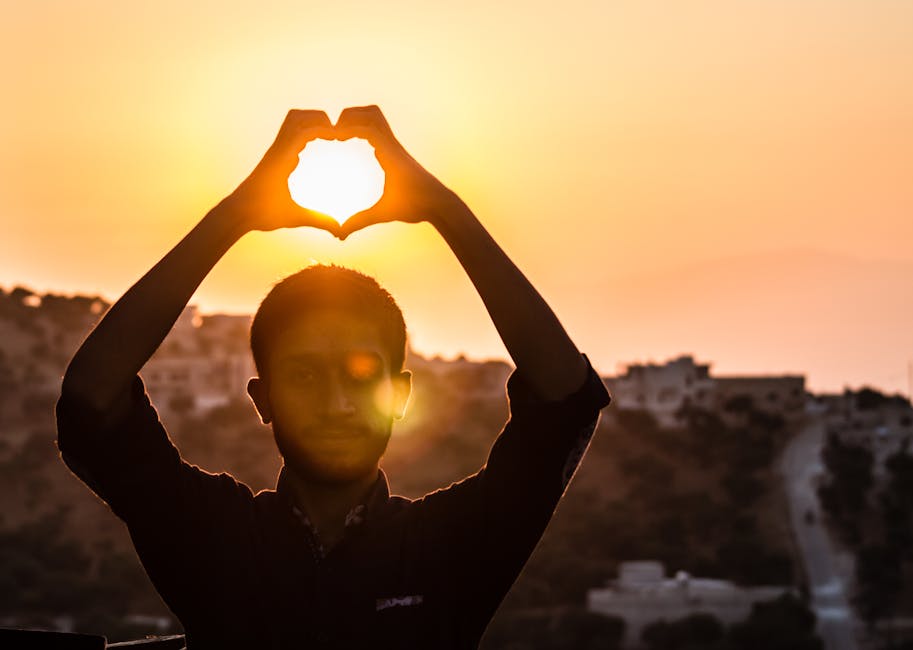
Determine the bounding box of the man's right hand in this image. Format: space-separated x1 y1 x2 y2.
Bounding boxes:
62 109 341 412
218 109 341 236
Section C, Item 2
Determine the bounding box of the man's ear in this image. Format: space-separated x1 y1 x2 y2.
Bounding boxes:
247 377 272 425
391 370 412 420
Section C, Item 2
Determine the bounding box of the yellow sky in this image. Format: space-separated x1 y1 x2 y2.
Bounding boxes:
2 0 912 394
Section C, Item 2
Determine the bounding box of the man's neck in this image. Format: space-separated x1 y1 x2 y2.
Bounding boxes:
282 467 378 549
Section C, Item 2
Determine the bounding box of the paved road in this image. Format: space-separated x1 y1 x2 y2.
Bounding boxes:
780 418 860 650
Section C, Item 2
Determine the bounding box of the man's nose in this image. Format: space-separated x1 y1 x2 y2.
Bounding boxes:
325 373 356 417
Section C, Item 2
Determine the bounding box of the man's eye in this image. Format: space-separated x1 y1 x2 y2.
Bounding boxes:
346 353 382 382
290 367 319 382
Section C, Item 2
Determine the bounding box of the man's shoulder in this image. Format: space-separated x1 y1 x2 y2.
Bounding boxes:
407 474 484 520
251 484 280 506
385 493 414 514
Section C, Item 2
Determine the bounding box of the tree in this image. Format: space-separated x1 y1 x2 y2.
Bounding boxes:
881 442 913 551
727 594 823 650
818 433 874 518
615 409 660 436
853 387 910 411
722 471 765 506
553 610 625 650
642 613 724 650
853 544 903 627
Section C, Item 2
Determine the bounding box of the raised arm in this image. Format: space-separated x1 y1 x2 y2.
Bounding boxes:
63 110 338 413
336 106 587 401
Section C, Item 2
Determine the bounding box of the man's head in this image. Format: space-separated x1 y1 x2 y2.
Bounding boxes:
246 266 411 484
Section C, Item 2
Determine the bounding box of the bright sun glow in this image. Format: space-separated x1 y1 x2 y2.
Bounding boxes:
287 139 385 224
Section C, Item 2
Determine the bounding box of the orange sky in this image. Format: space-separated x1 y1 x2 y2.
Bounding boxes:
2 1 912 394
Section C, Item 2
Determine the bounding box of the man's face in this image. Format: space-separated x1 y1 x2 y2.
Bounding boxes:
251 308 410 484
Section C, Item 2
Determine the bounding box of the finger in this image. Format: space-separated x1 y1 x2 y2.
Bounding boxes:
267 110 335 173
290 206 342 237
277 109 334 146
338 205 395 240
335 105 394 144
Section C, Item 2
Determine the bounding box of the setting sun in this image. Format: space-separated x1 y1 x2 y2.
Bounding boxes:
287 139 385 224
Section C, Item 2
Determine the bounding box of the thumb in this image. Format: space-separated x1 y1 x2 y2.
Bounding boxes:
309 210 344 238
339 205 395 240
283 204 341 237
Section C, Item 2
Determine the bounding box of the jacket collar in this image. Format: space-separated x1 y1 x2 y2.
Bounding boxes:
276 466 391 530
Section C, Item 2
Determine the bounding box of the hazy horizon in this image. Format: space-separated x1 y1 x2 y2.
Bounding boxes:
7 245 911 396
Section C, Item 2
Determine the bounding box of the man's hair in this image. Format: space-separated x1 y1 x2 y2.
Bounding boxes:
250 265 407 377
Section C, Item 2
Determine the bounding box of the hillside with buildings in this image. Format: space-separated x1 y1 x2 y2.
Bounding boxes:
1 287 910 648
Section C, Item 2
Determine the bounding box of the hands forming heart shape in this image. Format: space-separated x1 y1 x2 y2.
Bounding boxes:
225 106 459 240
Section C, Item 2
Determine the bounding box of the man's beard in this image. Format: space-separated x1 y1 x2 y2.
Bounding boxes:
271 422 391 485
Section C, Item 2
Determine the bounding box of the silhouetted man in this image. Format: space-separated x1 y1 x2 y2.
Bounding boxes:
57 106 610 649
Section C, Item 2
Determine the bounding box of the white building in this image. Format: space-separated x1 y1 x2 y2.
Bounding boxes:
587 561 793 647
142 308 256 416
143 354 255 414
605 357 716 428
604 356 806 428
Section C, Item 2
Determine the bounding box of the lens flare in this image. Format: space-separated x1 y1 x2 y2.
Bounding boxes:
287 139 385 224
346 351 382 382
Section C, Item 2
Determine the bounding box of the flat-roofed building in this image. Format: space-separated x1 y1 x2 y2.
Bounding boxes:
604 356 806 429
605 356 716 428
587 561 792 647
714 375 806 423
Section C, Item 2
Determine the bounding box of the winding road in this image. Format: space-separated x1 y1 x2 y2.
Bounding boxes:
780 417 860 650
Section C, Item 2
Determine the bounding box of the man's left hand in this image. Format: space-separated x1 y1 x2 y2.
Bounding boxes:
334 105 464 239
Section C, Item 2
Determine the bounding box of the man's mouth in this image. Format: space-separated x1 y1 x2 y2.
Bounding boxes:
312 427 369 440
